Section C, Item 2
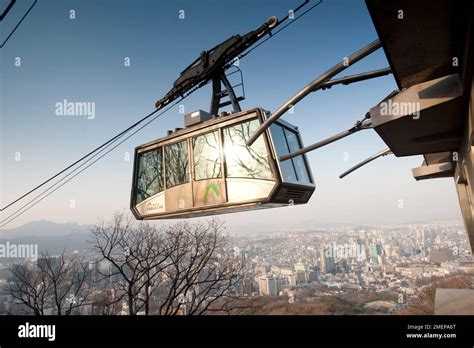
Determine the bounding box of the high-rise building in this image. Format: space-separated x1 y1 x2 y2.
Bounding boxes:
320 245 335 274
369 244 379 263
320 245 326 271
268 277 277 296
375 243 383 255
243 277 253 296
258 276 277 296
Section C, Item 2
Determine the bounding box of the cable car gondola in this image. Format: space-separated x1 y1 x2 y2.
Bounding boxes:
130 108 315 219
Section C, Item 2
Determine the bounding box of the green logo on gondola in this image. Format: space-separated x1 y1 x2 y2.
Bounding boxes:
203 182 220 201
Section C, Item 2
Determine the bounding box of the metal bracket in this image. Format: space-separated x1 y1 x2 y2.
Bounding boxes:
247 39 384 147
209 68 244 115
279 114 372 161
339 148 392 179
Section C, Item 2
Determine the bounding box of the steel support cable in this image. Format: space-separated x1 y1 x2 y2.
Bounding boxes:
237 0 323 61
0 88 193 213
0 97 187 227
0 0 323 213
0 119 147 211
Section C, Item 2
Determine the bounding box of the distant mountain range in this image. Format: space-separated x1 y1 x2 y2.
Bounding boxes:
0 220 92 254
0 219 346 253
225 220 357 235
0 220 91 238
0 218 461 255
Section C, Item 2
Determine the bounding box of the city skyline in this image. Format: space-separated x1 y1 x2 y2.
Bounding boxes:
1 218 472 315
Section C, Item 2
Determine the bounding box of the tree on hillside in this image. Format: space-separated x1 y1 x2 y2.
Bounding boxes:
90 213 247 315
6 251 93 315
90 214 173 315
157 219 245 315
395 275 473 315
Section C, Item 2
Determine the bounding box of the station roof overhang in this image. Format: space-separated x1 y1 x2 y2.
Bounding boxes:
365 0 473 159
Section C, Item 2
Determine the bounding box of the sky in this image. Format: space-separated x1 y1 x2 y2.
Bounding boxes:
0 0 463 230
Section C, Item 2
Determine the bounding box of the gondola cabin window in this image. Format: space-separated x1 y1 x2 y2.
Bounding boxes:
284 128 311 183
223 119 273 180
192 131 222 180
270 124 312 184
270 124 298 182
136 148 164 204
165 140 189 188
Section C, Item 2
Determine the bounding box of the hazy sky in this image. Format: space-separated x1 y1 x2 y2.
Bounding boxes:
0 0 462 230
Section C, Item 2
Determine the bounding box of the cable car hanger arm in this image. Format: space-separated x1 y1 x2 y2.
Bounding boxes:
277 67 392 161
279 113 372 162
246 38 384 147
280 88 398 162
339 148 393 179
319 67 392 90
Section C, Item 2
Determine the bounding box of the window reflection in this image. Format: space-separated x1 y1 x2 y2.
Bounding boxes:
270 124 297 182
223 119 273 180
193 131 222 180
136 148 163 204
270 124 312 184
284 129 311 183
165 140 189 188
